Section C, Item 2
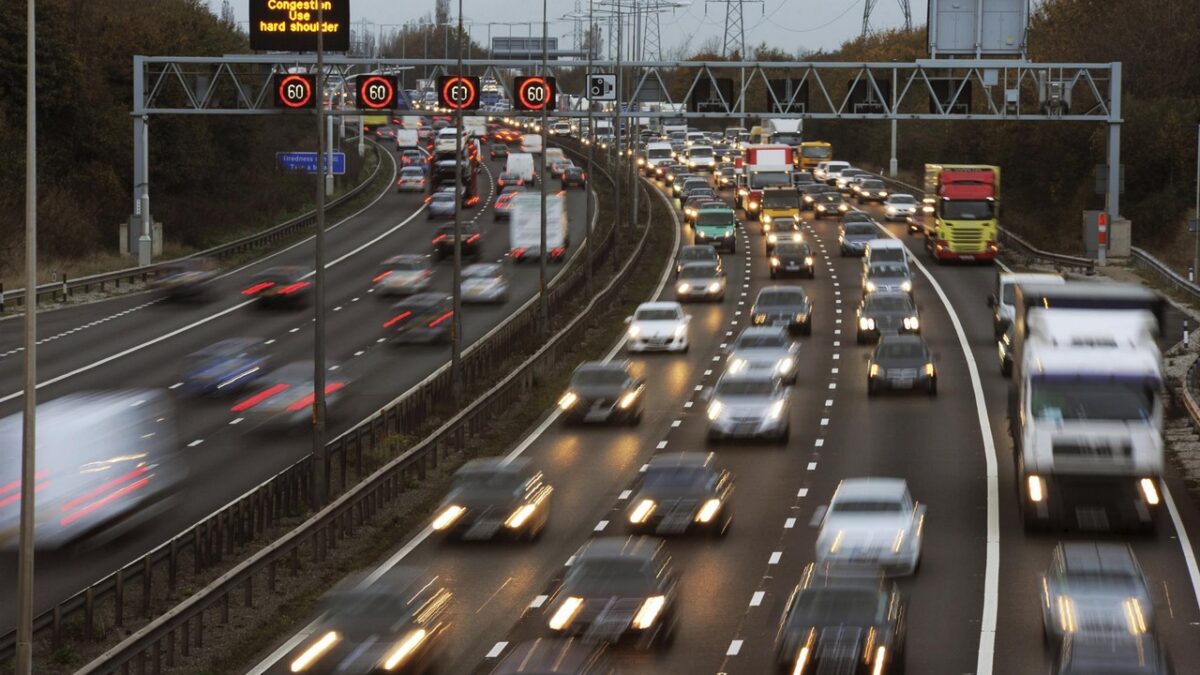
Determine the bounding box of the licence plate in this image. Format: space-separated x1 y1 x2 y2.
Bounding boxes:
585 410 610 422
892 378 914 389
959 255 975 261
786 263 799 269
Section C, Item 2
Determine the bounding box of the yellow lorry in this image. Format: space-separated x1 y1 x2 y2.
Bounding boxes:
797 141 832 171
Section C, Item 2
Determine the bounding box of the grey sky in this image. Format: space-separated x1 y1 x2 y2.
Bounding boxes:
216 1 928 56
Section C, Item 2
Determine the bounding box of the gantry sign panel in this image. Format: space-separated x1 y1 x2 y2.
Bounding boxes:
249 0 350 52
132 56 1118 123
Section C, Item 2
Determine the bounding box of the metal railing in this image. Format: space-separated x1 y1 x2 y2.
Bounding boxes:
1130 246 1200 302
0 140 386 311
867 169 1096 274
74 149 661 675
0 139 624 668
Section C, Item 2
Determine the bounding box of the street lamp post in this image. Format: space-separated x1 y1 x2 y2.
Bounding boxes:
538 0 550 335
451 0 465 402
311 2 329 508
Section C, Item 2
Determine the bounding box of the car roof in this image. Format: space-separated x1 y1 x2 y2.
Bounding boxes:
576 360 630 374
680 244 718 254
717 368 779 384
456 457 531 477
877 334 926 348
646 452 712 470
382 254 426 264
576 536 664 563
394 292 449 307
490 639 609 674
835 478 909 501
1059 542 1139 575
636 301 683 311
737 326 789 339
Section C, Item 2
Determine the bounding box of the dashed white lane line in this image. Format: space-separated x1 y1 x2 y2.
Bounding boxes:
264 339 276 345
594 520 608 532
289 327 300 333
0 299 164 361
815 439 824 447
229 417 244 425
831 368 839 374
619 490 632 500
768 551 782 565
694 385 704 391
828 383 837 389
750 591 765 607
486 642 507 658
529 595 548 609
704 369 713 376
683 401 694 408
671 420 682 427
354 350 365 357
187 439 204 447
807 462 818 471
726 640 743 656
797 488 809 498
168 382 183 390
825 399 834 406
657 440 669 449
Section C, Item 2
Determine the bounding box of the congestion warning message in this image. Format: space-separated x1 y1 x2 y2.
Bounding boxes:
249 0 350 52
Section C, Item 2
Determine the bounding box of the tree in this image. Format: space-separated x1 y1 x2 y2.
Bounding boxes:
219 0 235 29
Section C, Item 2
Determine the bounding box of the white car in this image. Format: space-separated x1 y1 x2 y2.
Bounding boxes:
813 478 925 576
625 302 690 353
883 193 918 221
395 166 427 193
374 255 433 296
461 263 509 304
686 146 717 172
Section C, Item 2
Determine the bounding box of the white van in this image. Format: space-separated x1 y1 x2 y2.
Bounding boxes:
434 127 460 153
394 129 419 150
510 193 567 263
521 133 544 154
506 152 537 184
863 239 909 271
819 160 851 184
990 272 1065 337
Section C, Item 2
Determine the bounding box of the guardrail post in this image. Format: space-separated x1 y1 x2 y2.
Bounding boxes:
167 629 175 667
52 605 62 648
115 570 125 627
168 539 178 593
142 557 152 617
0 282 5 313
181 619 190 657
84 587 95 640
61 272 68 301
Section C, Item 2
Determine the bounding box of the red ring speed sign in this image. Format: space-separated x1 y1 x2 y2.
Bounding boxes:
515 76 557 111
276 74 314 109
358 75 396 110
439 76 479 110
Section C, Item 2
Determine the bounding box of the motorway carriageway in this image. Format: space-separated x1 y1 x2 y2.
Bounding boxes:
0 143 593 634
251 164 1200 675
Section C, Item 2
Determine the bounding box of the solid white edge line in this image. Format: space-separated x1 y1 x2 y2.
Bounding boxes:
251 161 682 674
1161 481 1200 612
875 221 1000 675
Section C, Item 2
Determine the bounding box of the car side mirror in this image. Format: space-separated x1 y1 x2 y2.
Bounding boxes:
810 505 828 528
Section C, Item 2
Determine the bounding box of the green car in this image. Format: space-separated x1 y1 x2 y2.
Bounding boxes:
693 207 737 253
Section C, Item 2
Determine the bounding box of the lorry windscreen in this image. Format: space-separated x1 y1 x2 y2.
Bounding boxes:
802 146 832 159
773 133 803 146
941 200 995 220
763 192 799 209
648 148 673 159
1031 376 1156 422
750 172 791 189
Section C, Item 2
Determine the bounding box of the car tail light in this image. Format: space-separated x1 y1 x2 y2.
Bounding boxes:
428 310 454 328
277 281 310 295
383 310 413 328
241 281 275 295
59 466 152 526
513 247 526 259
467 234 481 243
231 383 291 412
372 270 393 283
285 383 346 412
432 235 447 243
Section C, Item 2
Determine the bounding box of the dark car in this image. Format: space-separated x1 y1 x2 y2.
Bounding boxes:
1054 634 1173 675
679 177 710 200
431 223 482 262
153 257 218 301
751 286 813 336
660 163 685 184
856 292 921 344
674 262 726 302
488 639 615 675
283 568 451 674
855 178 890 203
773 565 907 675
241 266 311 308
842 210 875 226
230 361 349 430
791 171 816 187
489 143 509 160
770 241 815 280
675 244 723 276
558 360 645 425
429 458 552 541
496 171 527 189
625 452 733 536
682 193 716 223
813 192 848 218
765 217 804 254
544 537 679 649
182 338 270 396
868 334 937 396
863 261 915 297
839 221 878 256
383 293 454 344
561 165 587 188
997 321 1015 377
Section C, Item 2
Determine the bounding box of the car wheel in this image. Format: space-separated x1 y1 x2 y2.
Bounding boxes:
867 380 877 397
1000 358 1012 378
769 270 777 279
927 379 938 397
801 320 812 336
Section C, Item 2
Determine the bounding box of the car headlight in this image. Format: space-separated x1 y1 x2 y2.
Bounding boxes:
629 499 656 523
558 391 578 410
632 595 666 630
707 281 722 293
768 234 778 243
762 214 772 223
738 188 749 197
804 195 814 203
770 256 780 266
290 631 342 672
795 311 807 321
748 201 759 210
900 280 913 293
865 281 877 293
838 204 848 211
879 191 888 197
859 317 876 330
804 256 814 266
677 282 691 293
1027 475 1046 503
695 498 722 523
505 503 538 529
903 316 920 330
728 357 748 374
707 400 725 421
885 206 896 214
777 356 794 374
767 400 786 421
549 597 584 631
619 390 640 409
431 504 465 531
791 233 803 242
869 363 880 378
753 313 766 325
924 363 935 377
628 324 641 339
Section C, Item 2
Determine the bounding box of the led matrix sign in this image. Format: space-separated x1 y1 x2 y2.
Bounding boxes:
249 0 350 52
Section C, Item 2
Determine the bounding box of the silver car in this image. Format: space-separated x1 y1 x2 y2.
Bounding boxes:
374 254 433 296
461 263 508 304
705 370 791 442
725 326 799 384
863 261 914 297
839 221 877 256
813 478 925 576
1041 542 1154 646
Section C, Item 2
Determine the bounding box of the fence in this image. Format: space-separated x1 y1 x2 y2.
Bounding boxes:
73 146 661 675
0 141 386 311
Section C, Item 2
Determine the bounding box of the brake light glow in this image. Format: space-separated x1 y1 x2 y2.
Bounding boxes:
466 234 480 243
384 310 414 328
428 311 454 328
285 383 346 412
242 281 275 295
372 271 393 283
513 248 526 258
432 235 447 243
61 466 150 514
60 474 152 526
277 281 310 295
231 383 291 412
0 471 50 509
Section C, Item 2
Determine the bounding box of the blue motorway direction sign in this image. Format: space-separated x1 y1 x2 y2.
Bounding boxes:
276 151 346 175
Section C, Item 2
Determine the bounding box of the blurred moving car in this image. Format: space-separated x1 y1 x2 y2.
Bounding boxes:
382 293 454 344
489 143 509 160
769 241 815 280
674 245 722 276
883 193 918 221
241 266 311 308
153 257 217 301
856 292 921 343
182 338 269 395
704 369 792 442
400 149 426 166
0 390 183 551
396 165 427 192
625 302 691 353
488 639 615 675
726 326 799 384
813 192 849 218
461 262 509 304
863 262 914 297
496 171 527 189
560 165 587 188
765 217 804 254
868 334 937 396
626 453 733 536
430 458 552 541
493 189 524 221
1041 542 1154 648
286 568 452 673
544 536 679 649
373 254 434 296
854 178 890 203
674 262 726 302
558 360 645 425
426 189 458 219
1053 634 1173 675
814 478 925 576
230 361 348 429
431 223 482 262
839 222 879 256
751 286 813 336
774 564 908 675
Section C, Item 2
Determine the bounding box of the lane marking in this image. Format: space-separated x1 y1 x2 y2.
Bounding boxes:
168 382 183 390
619 490 631 500
1162 481 1200 616
797 488 808 497
187 439 204 447
486 642 507 659
750 591 765 607
657 441 669 449
529 595 548 609
726 640 743 656
594 520 608 532
784 517 796 529
768 551 782 565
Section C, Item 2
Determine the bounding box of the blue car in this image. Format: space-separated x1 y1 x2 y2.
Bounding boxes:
182 338 270 395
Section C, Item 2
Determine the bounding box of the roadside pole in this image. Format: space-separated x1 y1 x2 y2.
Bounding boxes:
538 0 550 334
311 4 329 508
451 0 465 402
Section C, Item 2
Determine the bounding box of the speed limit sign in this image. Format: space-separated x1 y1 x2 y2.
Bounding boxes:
514 76 557 111
273 73 316 109
437 75 481 110
356 75 398 110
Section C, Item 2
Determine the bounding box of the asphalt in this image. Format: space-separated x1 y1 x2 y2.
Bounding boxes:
0 145 594 633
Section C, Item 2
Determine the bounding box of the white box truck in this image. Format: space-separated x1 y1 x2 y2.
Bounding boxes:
510 193 568 263
394 128 419 150
506 153 537 184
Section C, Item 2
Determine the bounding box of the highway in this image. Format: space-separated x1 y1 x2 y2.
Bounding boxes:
248 162 1200 674
0 142 595 634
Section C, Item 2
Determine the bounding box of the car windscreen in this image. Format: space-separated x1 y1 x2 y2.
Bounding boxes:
876 342 925 360
860 180 885 189
774 243 807 257
715 379 776 396
695 212 734 227
865 296 913 312
679 247 717 261
644 466 712 490
689 147 714 157
635 309 679 321
789 589 883 627
735 333 789 349
757 289 807 306
833 500 904 514
1030 377 1155 422
400 168 424 177
565 559 658 595
889 194 915 204
383 259 427 272
680 265 719 279
763 192 799 209
453 471 525 493
432 193 454 201
868 263 908 278
648 148 673 158
463 265 500 279
572 369 630 387
844 224 877 236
